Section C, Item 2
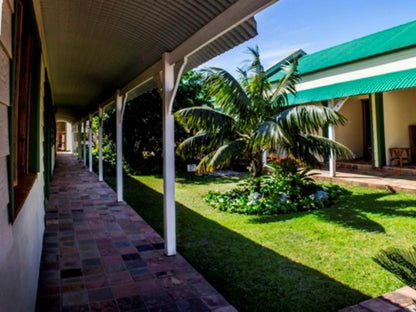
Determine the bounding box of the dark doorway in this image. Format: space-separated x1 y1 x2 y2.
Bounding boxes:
361 99 372 159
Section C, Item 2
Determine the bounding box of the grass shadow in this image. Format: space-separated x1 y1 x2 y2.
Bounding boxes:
175 173 247 185
250 190 416 233
107 175 370 312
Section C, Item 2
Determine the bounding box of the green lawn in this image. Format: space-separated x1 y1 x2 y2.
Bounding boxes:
108 174 416 312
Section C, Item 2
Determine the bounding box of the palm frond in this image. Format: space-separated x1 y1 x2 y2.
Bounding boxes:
195 151 217 174
284 134 354 167
254 120 293 150
275 104 347 134
202 67 252 120
175 107 235 135
373 246 416 288
207 140 246 171
271 60 300 108
176 133 213 159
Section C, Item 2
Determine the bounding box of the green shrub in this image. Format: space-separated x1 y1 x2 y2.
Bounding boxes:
203 160 348 215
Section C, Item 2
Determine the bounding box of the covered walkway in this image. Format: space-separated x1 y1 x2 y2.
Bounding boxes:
36 153 234 312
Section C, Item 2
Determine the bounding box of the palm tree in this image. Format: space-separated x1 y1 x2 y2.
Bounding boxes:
175 46 352 178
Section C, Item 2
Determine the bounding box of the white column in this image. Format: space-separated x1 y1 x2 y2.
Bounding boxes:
98 107 104 182
160 53 187 256
88 115 93 172
82 120 87 166
116 90 125 202
162 59 176 256
328 100 336 177
78 123 82 158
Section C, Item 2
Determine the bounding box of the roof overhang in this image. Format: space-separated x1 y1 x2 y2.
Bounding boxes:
33 0 278 119
289 68 416 105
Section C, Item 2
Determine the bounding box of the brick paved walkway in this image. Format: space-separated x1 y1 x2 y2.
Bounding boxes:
36 152 235 312
313 170 416 193
339 286 416 312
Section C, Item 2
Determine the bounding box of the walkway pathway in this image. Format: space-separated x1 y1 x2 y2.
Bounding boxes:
313 170 416 193
36 153 235 312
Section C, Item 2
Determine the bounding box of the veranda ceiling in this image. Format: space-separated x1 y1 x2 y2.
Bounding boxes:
38 0 275 118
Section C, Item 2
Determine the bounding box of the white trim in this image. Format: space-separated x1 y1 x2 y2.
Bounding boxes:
88 115 93 172
328 100 336 177
169 0 277 65
116 90 125 202
82 121 86 166
98 107 103 182
0 0 3 35
298 53 416 91
333 97 349 112
160 54 188 257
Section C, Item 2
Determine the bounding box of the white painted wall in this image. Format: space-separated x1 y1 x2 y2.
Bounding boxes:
335 98 364 158
383 88 416 164
0 175 45 312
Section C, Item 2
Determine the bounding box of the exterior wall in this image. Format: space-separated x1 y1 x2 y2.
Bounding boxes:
335 98 364 158
383 88 416 164
0 2 47 310
0 0 12 266
0 174 45 312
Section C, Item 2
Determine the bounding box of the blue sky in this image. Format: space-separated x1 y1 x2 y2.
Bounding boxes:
202 0 416 76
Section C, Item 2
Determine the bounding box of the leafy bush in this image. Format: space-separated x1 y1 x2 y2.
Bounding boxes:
373 245 416 289
203 159 348 215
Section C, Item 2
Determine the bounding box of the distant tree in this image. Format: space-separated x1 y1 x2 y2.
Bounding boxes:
101 70 211 174
175 46 352 178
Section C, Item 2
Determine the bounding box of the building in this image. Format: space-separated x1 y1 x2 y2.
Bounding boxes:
0 0 278 310
267 20 416 173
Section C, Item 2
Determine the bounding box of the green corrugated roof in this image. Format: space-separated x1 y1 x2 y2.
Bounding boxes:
269 19 416 83
289 68 416 105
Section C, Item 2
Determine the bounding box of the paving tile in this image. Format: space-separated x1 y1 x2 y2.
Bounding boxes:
112 283 141 298
36 153 232 312
62 304 90 312
61 268 83 279
62 290 89 307
142 291 174 308
85 274 109 289
116 295 146 311
176 298 210 312
200 295 229 310
88 287 114 302
359 297 402 312
89 300 118 312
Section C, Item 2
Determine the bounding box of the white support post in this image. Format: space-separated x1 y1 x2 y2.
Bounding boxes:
82 120 87 166
98 107 104 182
328 100 336 177
78 123 82 158
88 115 93 172
159 53 187 257
73 125 76 155
116 90 126 202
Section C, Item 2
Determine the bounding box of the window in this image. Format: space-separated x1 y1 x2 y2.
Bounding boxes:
11 0 41 217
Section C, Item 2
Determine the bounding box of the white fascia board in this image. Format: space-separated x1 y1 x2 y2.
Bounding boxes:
297 48 416 91
169 0 278 65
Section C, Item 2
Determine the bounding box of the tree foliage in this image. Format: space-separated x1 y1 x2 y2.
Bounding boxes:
100 70 211 174
175 46 353 178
